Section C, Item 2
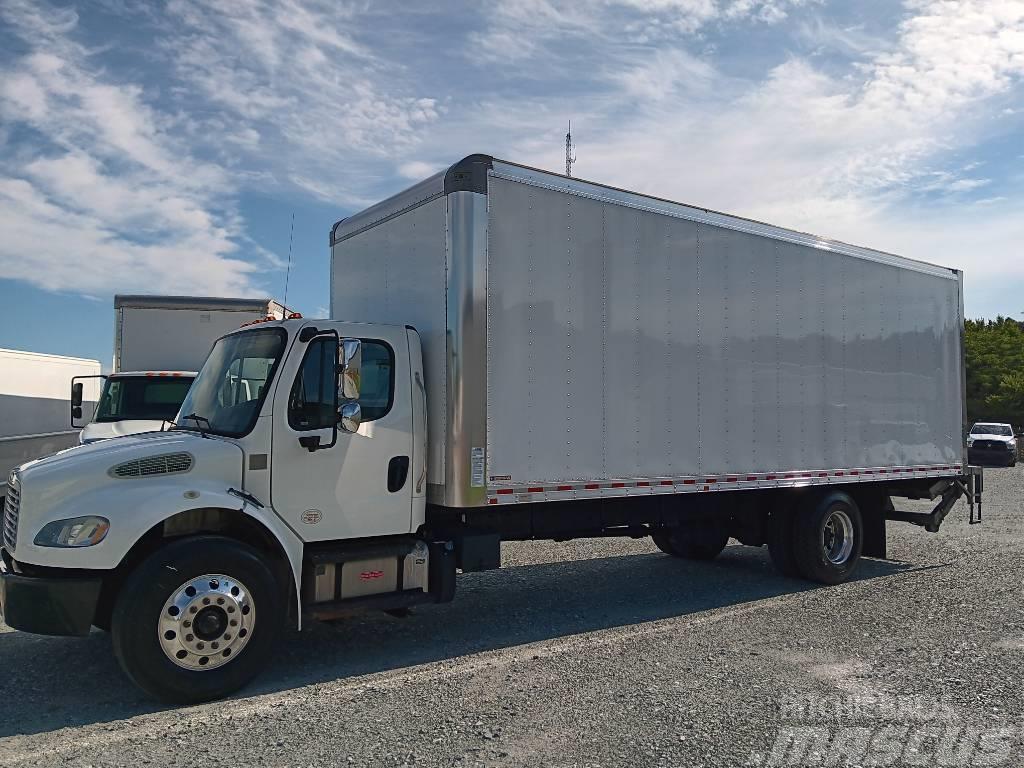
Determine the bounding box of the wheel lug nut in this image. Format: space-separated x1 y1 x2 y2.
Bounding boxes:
186 634 194 642
183 620 191 628
211 642 219 649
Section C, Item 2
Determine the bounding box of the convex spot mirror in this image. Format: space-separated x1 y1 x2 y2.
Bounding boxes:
339 401 361 434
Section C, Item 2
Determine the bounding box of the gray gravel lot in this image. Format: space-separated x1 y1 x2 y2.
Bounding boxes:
1 469 1022 767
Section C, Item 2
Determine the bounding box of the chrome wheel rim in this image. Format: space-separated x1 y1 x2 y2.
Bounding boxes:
158 574 255 671
822 509 854 565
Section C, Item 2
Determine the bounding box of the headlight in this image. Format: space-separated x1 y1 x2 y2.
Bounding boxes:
967 439 974 447
34 516 110 548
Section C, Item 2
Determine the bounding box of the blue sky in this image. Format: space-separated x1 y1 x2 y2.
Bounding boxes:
1 0 1022 367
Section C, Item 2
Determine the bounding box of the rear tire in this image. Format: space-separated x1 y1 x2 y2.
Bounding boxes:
111 536 284 704
792 492 862 585
651 525 729 560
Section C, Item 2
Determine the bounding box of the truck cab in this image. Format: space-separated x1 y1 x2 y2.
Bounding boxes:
2 318 437 703
75 372 196 444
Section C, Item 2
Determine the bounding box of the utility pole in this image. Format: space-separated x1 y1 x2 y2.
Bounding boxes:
565 120 576 178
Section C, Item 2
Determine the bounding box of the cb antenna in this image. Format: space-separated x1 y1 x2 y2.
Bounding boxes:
283 212 295 310
565 119 576 177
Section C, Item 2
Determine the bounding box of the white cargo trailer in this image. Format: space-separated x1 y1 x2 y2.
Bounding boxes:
0 155 981 704
0 349 100 497
75 296 287 443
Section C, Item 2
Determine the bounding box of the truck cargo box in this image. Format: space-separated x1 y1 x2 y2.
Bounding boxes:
1 348 101 494
331 155 965 509
114 295 287 373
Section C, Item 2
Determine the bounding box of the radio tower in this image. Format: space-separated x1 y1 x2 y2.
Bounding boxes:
565 120 576 177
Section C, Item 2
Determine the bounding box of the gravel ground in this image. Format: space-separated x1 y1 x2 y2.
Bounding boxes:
1 470 1022 767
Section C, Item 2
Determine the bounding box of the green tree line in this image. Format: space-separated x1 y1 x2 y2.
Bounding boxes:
966 317 1024 430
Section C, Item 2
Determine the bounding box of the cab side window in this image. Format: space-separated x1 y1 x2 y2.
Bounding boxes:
288 338 336 430
358 340 394 421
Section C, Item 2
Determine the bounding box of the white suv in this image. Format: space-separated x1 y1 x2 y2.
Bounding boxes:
967 422 1018 467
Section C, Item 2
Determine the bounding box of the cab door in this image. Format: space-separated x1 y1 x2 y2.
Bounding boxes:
270 323 414 541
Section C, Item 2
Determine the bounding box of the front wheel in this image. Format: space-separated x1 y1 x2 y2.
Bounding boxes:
111 536 284 704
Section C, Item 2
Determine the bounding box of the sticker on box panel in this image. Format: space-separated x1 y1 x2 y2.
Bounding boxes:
471 447 485 487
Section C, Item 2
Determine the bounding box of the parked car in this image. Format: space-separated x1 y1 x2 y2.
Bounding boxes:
967 422 1018 467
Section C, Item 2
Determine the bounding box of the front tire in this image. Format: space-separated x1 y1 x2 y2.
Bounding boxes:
792 492 863 585
111 536 284 704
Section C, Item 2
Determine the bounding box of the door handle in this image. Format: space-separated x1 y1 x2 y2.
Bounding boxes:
388 456 410 493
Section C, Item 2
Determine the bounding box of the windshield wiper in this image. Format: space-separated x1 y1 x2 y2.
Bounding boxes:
179 413 212 438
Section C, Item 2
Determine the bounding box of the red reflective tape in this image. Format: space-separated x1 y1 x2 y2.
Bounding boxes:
863 470 874 475
584 483 599 490
488 498 497 505
611 482 626 488
660 480 674 486
834 471 845 477
800 473 812 478
746 475 757 482
682 479 696 485
818 473 828 478
527 487 544 493
849 470 860 476
557 485 573 491
878 469 888 474
726 477 738 483
765 474 777 480
636 481 650 487
704 478 718 484
496 489 514 495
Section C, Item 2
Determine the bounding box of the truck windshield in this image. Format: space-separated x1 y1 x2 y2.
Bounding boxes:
175 328 286 438
971 424 1012 436
94 376 194 423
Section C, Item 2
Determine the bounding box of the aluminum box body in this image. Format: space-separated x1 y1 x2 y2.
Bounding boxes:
331 156 965 508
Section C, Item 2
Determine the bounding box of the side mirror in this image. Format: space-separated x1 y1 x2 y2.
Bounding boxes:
339 401 362 433
71 382 84 408
72 406 83 420
338 338 361 400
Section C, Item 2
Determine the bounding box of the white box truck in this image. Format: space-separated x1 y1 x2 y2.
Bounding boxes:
75 295 286 443
0 349 100 498
0 155 982 703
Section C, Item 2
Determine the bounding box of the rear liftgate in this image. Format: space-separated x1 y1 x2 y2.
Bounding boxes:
886 467 984 532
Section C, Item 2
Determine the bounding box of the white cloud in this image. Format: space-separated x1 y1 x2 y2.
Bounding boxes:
0 0 1022 322
0 0 272 297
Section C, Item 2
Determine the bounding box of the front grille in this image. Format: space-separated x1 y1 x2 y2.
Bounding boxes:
4 474 20 552
973 440 1010 451
112 452 193 478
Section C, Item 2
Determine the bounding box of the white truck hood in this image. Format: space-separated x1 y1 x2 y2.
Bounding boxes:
10 430 245 568
79 419 169 444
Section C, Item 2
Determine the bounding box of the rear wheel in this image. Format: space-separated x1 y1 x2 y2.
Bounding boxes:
652 525 729 560
111 536 284 704
791 492 862 585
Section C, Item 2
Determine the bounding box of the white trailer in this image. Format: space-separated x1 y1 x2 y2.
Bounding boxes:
0 349 100 497
76 296 286 443
0 155 982 704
